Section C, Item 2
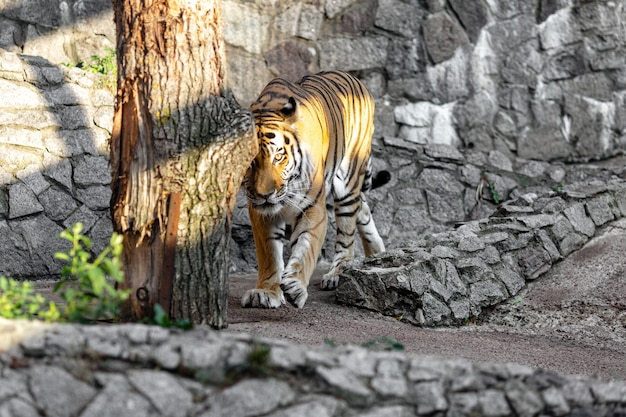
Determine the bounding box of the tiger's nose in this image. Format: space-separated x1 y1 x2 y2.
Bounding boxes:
258 190 277 202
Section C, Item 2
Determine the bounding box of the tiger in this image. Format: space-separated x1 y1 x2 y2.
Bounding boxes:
241 70 387 309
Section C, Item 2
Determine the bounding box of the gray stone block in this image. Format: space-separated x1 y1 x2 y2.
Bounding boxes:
29 366 97 417
319 37 388 71
423 12 469 64
374 0 422 38
8 182 43 219
564 203 595 237
128 370 193 417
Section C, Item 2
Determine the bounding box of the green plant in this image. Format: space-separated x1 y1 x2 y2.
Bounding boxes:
361 337 405 351
54 223 129 323
84 48 116 76
487 181 501 204
0 276 60 322
144 304 193 330
81 48 117 91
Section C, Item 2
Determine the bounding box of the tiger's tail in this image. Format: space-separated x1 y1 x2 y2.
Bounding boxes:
362 158 391 192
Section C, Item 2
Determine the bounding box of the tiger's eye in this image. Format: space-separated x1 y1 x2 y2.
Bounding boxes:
266 132 276 138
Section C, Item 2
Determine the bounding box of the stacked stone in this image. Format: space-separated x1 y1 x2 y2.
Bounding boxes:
1 318 625 416
337 178 626 327
0 50 114 280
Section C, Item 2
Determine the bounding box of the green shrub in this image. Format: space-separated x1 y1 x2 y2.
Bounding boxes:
0 276 60 322
0 223 129 323
54 223 129 323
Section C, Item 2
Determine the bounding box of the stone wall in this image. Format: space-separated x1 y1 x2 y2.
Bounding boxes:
2 318 626 416
1 0 626 287
338 176 626 326
0 50 114 280
2 0 625 161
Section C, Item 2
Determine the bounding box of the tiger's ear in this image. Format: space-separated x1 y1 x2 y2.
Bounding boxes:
280 97 297 117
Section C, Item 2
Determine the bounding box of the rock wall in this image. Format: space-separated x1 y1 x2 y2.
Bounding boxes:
2 318 626 416
1 0 626 286
0 50 114 280
337 177 626 326
2 0 625 161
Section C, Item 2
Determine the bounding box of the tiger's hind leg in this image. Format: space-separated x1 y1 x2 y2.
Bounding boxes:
321 186 361 290
356 194 385 256
321 192 384 290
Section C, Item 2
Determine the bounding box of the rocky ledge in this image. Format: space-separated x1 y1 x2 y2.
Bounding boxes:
337 178 626 327
1 318 625 417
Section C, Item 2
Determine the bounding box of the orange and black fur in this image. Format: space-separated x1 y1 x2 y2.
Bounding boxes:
242 70 386 309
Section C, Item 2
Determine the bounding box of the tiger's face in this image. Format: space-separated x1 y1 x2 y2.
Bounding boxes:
245 124 297 216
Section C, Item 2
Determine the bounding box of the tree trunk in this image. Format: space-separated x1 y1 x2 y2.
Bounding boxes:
110 0 256 328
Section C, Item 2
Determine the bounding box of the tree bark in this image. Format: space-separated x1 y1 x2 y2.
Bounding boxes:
110 0 256 327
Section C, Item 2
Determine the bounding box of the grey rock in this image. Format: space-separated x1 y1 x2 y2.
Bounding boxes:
558 233 587 257
0 398 40 417
357 406 415 417
423 12 469 64
488 150 513 172
542 386 571 416
414 380 448 414
564 203 596 237
422 292 452 324
385 38 424 80
324 0 356 19
517 214 558 229
29 366 97 417
517 245 552 280
449 0 488 42
374 0 422 38
456 257 494 284
371 359 408 397
319 37 388 71
494 266 525 296
266 396 346 417
296 5 323 41
73 155 111 186
478 389 512 416
16 164 49 195
222 1 270 54
45 83 92 106
458 235 485 252
214 378 296 417
537 229 561 262
128 370 193 417
586 198 615 227
8 182 44 219
152 343 181 370
423 143 464 161
264 41 314 82
505 379 545 417
0 78 47 109
81 383 153 417
75 185 112 210
591 381 626 403
56 105 96 130
63 204 99 231
469 280 507 315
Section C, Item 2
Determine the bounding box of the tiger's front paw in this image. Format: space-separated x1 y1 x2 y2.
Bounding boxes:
280 278 308 308
241 288 285 309
320 273 340 290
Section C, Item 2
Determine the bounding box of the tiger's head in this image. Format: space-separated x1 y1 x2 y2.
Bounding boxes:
245 95 313 217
